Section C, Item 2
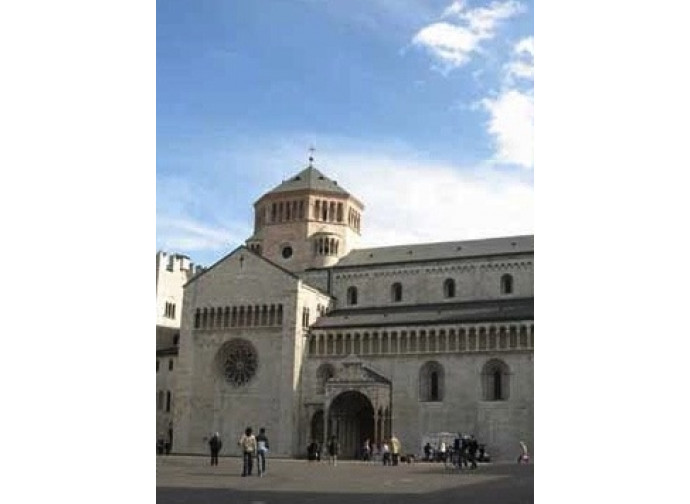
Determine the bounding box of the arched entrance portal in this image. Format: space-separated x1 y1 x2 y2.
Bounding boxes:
328 391 374 459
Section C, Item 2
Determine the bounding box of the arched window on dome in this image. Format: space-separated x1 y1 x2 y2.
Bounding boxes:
501 274 514 295
443 278 456 298
347 286 358 306
391 282 403 302
482 359 510 401
419 361 444 402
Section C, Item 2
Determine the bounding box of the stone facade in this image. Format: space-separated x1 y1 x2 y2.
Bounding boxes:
169 164 534 461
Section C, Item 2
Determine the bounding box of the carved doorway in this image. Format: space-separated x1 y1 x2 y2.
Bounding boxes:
328 391 374 459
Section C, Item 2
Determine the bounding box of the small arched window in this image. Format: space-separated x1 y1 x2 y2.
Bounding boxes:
482 359 510 401
501 274 514 295
347 286 358 306
443 278 456 298
419 361 444 402
391 282 403 302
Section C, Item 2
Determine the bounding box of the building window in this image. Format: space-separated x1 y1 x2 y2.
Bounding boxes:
156 360 160 372
391 282 402 302
166 391 172 412
217 338 259 387
347 286 358 306
501 274 514 295
157 390 163 410
419 361 444 402
168 359 173 371
430 372 439 400
481 359 510 401
164 301 176 319
173 333 180 345
282 245 293 259
443 278 456 298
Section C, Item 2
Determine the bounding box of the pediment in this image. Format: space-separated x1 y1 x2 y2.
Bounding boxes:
328 355 391 385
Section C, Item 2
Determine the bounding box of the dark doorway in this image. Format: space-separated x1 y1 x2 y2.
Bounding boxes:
328 391 374 459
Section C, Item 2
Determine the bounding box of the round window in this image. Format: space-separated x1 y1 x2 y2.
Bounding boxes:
217 339 258 387
282 245 293 259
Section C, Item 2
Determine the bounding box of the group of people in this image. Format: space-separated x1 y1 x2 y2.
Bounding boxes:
307 435 405 466
423 435 484 469
306 437 341 464
207 427 270 477
360 436 404 465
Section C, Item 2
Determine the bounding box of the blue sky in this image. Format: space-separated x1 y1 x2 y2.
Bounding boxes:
157 0 534 266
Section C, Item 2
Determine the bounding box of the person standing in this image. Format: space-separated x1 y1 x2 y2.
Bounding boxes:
439 441 447 463
238 427 257 476
381 441 391 466
208 432 222 466
327 435 339 466
390 434 401 466
256 427 269 476
468 436 478 469
362 439 371 462
518 441 530 464
423 442 432 462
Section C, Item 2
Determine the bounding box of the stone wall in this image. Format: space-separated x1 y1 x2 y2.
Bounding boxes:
173 247 331 456
330 255 533 309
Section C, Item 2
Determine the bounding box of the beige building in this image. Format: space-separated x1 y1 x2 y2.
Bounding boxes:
156 252 203 445
171 163 534 460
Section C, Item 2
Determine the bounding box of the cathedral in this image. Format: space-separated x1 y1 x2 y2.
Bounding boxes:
165 161 534 460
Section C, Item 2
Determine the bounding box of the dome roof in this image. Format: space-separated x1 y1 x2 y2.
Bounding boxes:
266 166 350 197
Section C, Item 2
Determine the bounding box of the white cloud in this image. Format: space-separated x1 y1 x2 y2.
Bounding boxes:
325 151 533 248
412 22 478 68
476 37 534 169
156 217 245 255
441 1 465 19
506 36 534 81
156 138 533 263
413 0 523 71
481 89 534 169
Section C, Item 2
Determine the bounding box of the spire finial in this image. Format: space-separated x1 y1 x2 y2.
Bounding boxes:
308 146 316 167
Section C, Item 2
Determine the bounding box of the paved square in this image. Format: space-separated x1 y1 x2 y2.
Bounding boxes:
157 456 533 503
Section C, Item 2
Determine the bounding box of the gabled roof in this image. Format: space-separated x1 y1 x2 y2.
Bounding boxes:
333 235 534 268
183 245 331 297
184 245 300 288
263 166 350 197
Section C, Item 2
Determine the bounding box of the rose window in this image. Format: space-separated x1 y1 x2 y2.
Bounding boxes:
218 339 258 387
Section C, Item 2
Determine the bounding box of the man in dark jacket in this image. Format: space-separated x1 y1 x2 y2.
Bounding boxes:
468 436 479 469
256 428 269 476
209 432 222 466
